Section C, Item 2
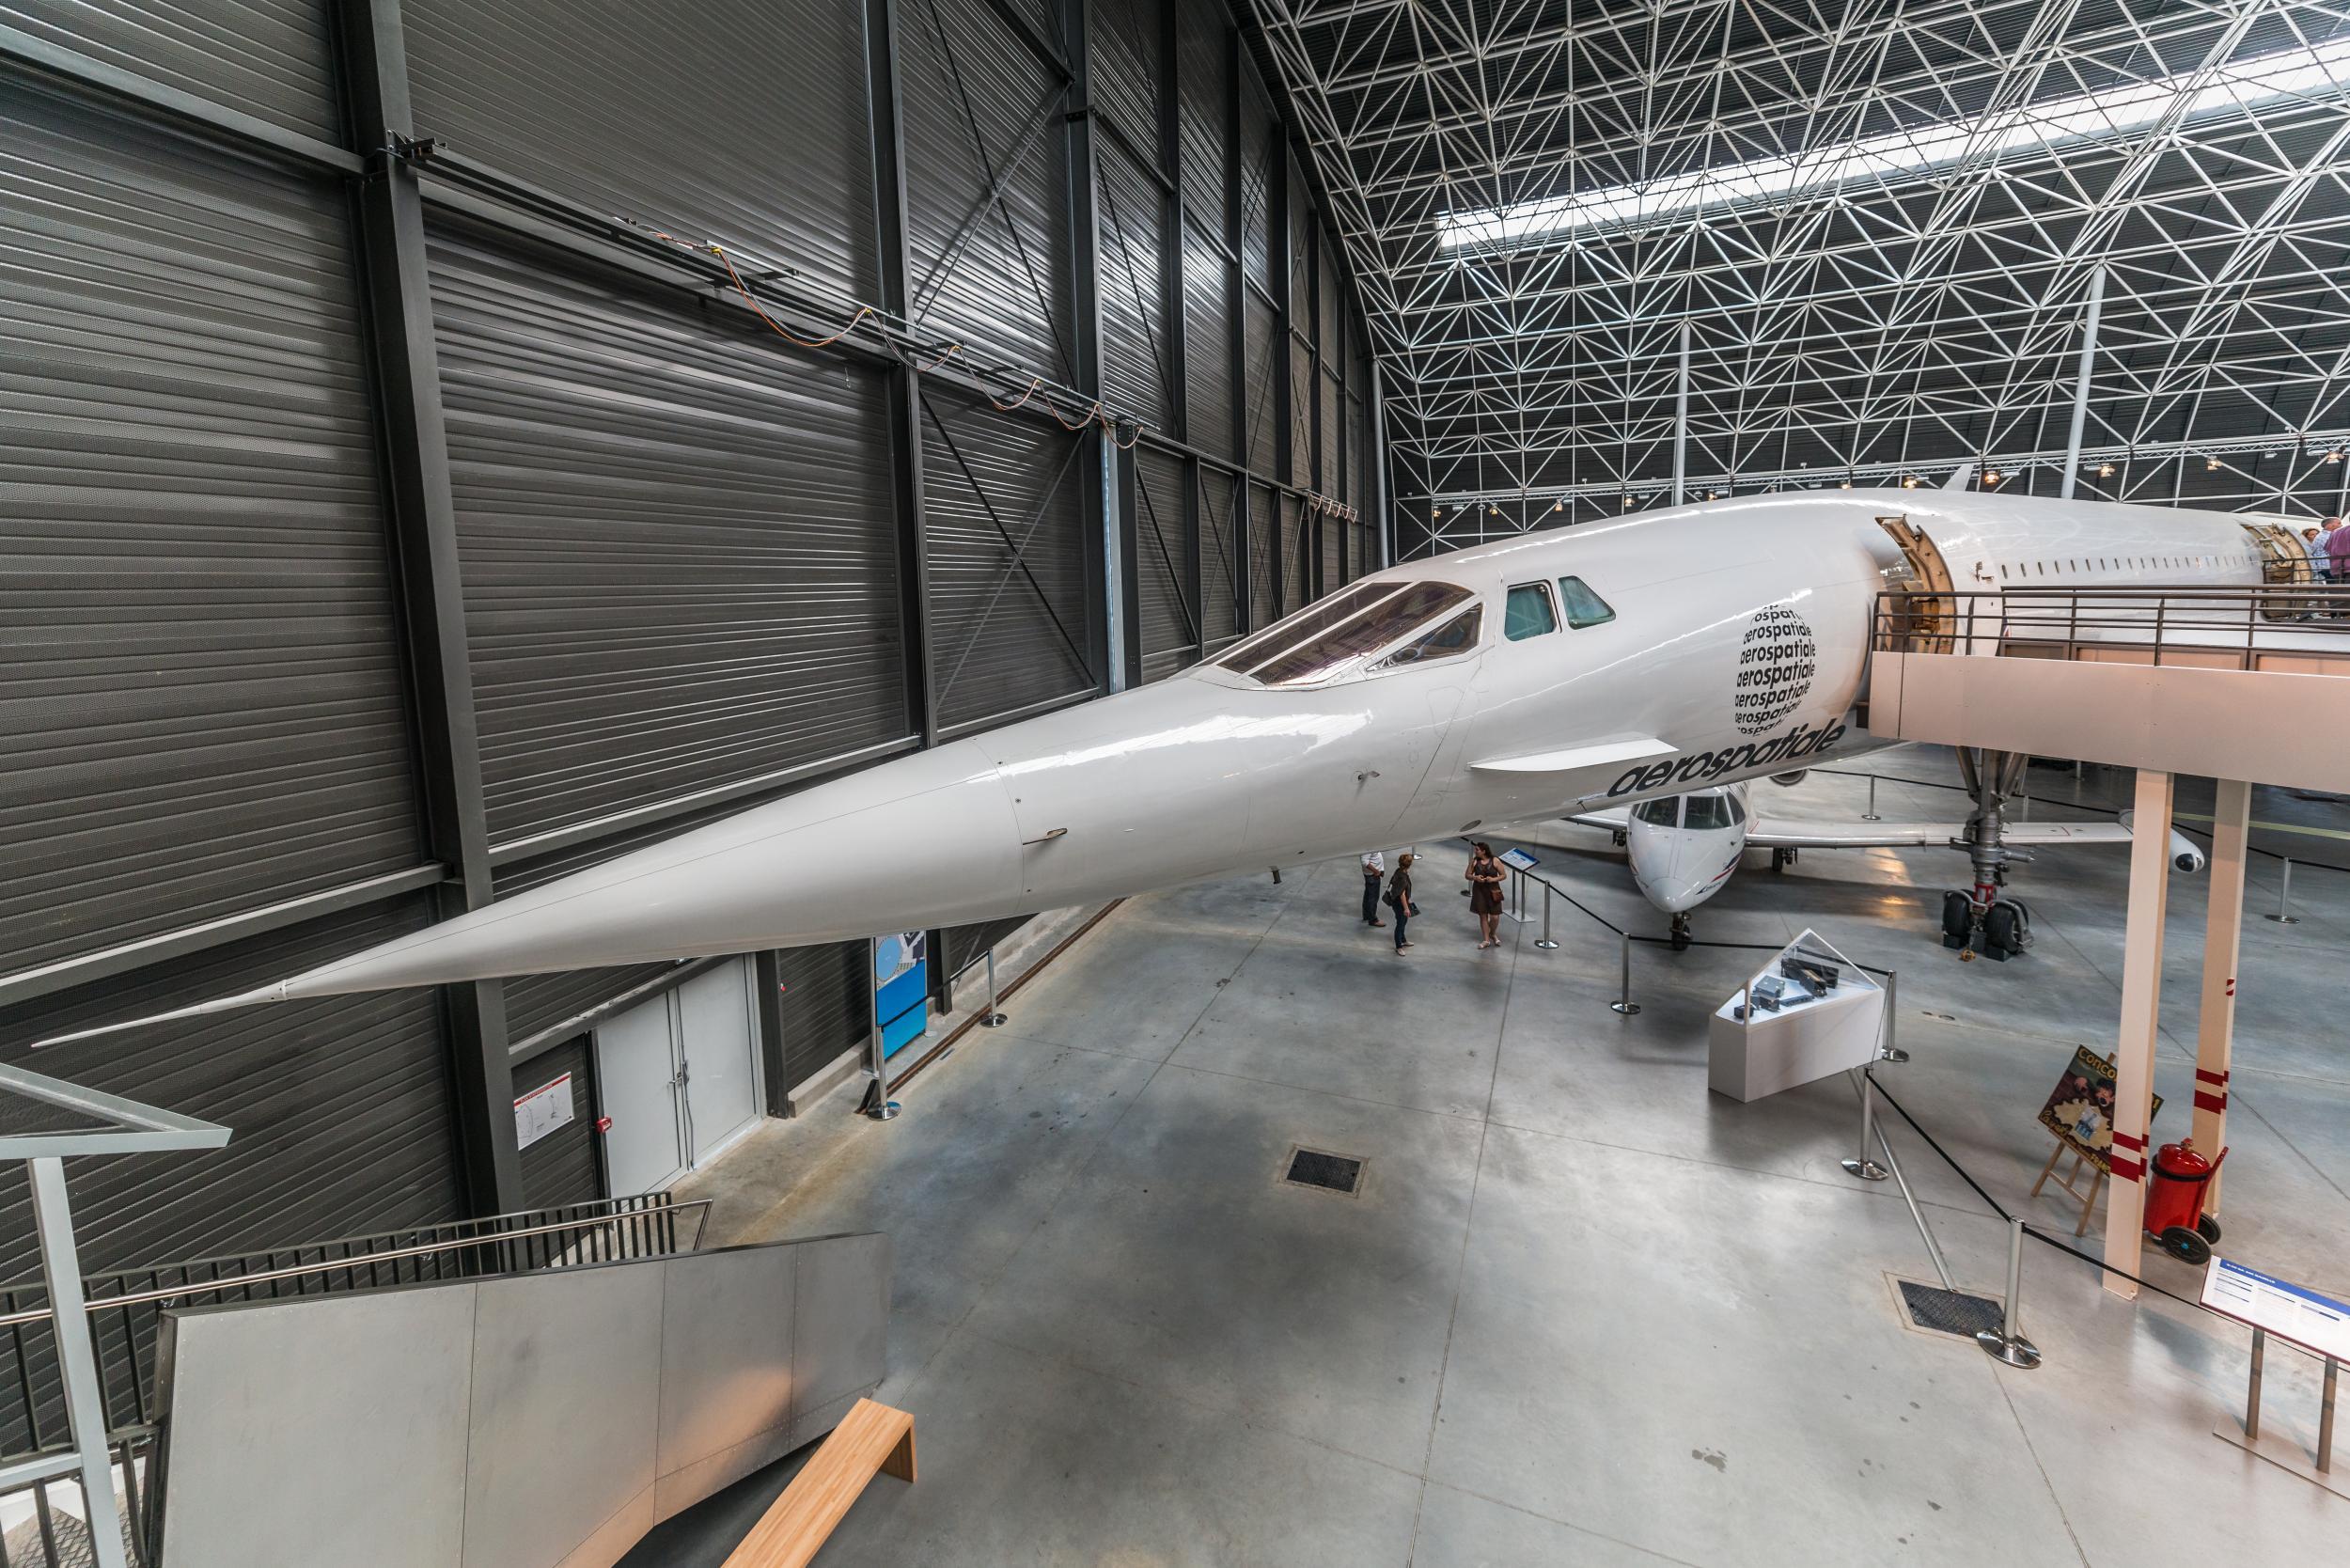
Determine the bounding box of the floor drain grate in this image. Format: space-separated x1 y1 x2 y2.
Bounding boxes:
1284 1148 1364 1195
1899 1279 2004 1339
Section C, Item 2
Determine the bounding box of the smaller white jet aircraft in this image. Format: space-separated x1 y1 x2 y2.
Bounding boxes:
1561 766 2207 957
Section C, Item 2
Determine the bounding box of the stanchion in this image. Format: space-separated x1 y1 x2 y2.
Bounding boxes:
1609 932 1639 1014
1877 969 1909 1064
978 949 1008 1027
2322 1355 2338 1474
1976 1215 2043 1368
2268 857 2299 924
1841 1071 1888 1181
2248 1327 2265 1441
1861 775 1880 822
1535 884 1559 950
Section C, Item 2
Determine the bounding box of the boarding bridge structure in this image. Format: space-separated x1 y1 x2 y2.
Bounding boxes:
1864 585 2350 1295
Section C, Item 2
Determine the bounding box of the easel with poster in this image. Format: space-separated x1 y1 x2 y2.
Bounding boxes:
2029 1044 2161 1235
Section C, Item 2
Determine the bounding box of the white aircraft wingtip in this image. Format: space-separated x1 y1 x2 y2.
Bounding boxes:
1941 463 1973 492
30 984 288 1049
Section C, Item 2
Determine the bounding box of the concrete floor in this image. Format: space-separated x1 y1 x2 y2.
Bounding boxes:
650 745 2350 1567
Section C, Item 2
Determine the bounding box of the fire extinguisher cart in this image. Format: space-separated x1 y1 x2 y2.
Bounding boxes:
2142 1137 2226 1265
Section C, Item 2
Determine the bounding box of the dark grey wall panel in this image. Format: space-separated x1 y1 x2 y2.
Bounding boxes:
0 899 462 1278
1092 0 1158 151
1321 504 1341 591
1245 294 1279 477
0 87 419 974
1289 337 1312 482
1183 216 1231 459
903 0 1074 382
1201 472 1238 648
1135 447 1191 682
923 392 1096 731
1279 494 1306 611
1240 71 1274 291
1321 368 1341 494
404 0 879 303
940 915 1031 984
427 219 907 846
0 1 338 140
776 941 866 1093
1248 481 1277 627
1098 140 1169 431
1175 0 1227 227
514 1038 600 1211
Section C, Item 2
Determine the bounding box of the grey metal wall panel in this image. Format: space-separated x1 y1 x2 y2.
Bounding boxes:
1348 390 1366 506
1247 482 1277 627
1321 367 1341 494
0 86 419 975
921 392 1095 731
776 941 866 1092
1290 337 1312 483
0 0 339 140
403 0 879 304
1318 227 1340 360
1091 0 1158 152
513 1039 600 1211
1183 215 1231 459
1239 70 1274 291
0 898 462 1281
427 218 907 846
1135 447 1191 682
902 0 1074 381
1321 503 1341 592
1098 140 1168 431
1200 472 1237 648
1244 294 1278 476
1280 494 1307 612
1175 0 1227 227
940 915 1031 982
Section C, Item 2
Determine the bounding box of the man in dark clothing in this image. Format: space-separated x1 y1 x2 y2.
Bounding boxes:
1360 849 1386 927
1388 853 1417 952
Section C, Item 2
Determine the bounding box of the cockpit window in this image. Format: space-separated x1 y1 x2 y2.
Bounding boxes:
1228 581 1476 686
1557 576 1616 629
1213 583 1395 675
1682 794 1735 830
1504 583 1559 640
1632 798 1679 827
1367 604 1482 671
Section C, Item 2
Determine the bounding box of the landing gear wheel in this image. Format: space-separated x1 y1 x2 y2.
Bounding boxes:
2198 1215 2222 1245
1941 890 1975 949
1669 912 1692 951
2158 1226 2213 1266
1772 847 1798 872
1982 900 2029 962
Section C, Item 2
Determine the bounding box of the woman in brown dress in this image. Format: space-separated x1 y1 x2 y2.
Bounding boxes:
1466 841 1506 948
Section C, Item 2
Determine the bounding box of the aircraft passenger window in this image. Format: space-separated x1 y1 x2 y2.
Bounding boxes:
1505 583 1559 640
1246 580 1476 685
1681 794 1735 830
1633 798 1680 827
1556 576 1617 628
1369 604 1483 670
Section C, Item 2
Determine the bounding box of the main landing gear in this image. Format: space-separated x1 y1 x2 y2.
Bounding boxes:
1942 888 2032 962
1942 748 2038 963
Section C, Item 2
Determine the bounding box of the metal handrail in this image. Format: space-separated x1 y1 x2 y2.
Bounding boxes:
0 1200 713 1330
1872 586 2350 666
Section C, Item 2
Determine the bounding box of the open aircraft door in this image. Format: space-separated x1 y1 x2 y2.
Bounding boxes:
1875 516 1956 652
2240 522 2307 617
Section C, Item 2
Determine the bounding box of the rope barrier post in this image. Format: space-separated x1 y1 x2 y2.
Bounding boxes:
2267 857 2299 923
1877 968 1909 1064
2247 1327 2265 1442
1976 1215 2044 1369
979 949 1007 1028
1862 775 1880 822
1535 883 1559 950
1609 932 1639 1015
1841 1070 1888 1181
2322 1355 2338 1475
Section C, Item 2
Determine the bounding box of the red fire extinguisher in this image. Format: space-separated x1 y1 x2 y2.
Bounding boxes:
2142 1137 2227 1265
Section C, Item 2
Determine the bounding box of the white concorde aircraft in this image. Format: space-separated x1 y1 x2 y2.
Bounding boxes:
1554 775 2209 953
39 485 2313 1043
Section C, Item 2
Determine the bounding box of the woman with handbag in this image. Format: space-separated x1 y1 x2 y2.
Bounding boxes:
1466 841 1506 949
1386 853 1418 953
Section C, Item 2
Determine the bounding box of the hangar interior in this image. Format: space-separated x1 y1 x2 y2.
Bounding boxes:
1 2 2348 1566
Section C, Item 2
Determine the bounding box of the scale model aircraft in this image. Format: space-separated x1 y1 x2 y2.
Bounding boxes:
1554 770 2208 954
39 485 2310 1043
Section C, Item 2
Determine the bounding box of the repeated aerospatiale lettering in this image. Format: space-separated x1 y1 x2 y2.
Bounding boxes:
1605 718 1849 797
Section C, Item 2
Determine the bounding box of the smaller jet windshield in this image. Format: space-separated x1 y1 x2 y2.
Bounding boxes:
1221 581 1476 685
1633 798 1679 827
1682 794 1736 830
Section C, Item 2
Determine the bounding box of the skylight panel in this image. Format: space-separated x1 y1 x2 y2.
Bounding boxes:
1437 35 2350 250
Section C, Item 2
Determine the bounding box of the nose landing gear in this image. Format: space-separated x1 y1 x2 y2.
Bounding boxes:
1668 911 1693 950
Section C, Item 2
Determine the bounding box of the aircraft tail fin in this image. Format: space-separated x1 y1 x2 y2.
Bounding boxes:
1941 463 1972 492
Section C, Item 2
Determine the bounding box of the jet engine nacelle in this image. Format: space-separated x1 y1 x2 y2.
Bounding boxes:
2118 808 2206 873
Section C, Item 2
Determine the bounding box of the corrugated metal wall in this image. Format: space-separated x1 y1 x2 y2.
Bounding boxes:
428 217 907 846
1279 495 1308 613
776 941 868 1095
1135 447 1193 682
1248 482 1279 625
922 393 1096 732
404 0 879 304
1099 141 1170 431
514 1038 601 1210
941 915 1033 983
1 86 421 974
902 0 1073 379
0 1 338 140
1200 472 1239 650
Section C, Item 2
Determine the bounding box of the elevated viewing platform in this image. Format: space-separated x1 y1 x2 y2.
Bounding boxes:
1864 588 2350 791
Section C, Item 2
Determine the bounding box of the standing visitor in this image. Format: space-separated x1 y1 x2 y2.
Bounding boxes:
1386 853 1418 954
2327 516 2350 585
1466 842 1506 949
1360 848 1386 928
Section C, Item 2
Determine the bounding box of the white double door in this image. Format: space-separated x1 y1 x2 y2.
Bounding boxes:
595 959 764 1197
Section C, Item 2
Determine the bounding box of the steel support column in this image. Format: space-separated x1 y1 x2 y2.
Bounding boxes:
2105 766 2176 1297
2060 266 2107 501
341 0 521 1215
1371 358 1392 567
867 0 935 745
2193 777 2251 1214
1673 319 1691 506
1225 24 1251 631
